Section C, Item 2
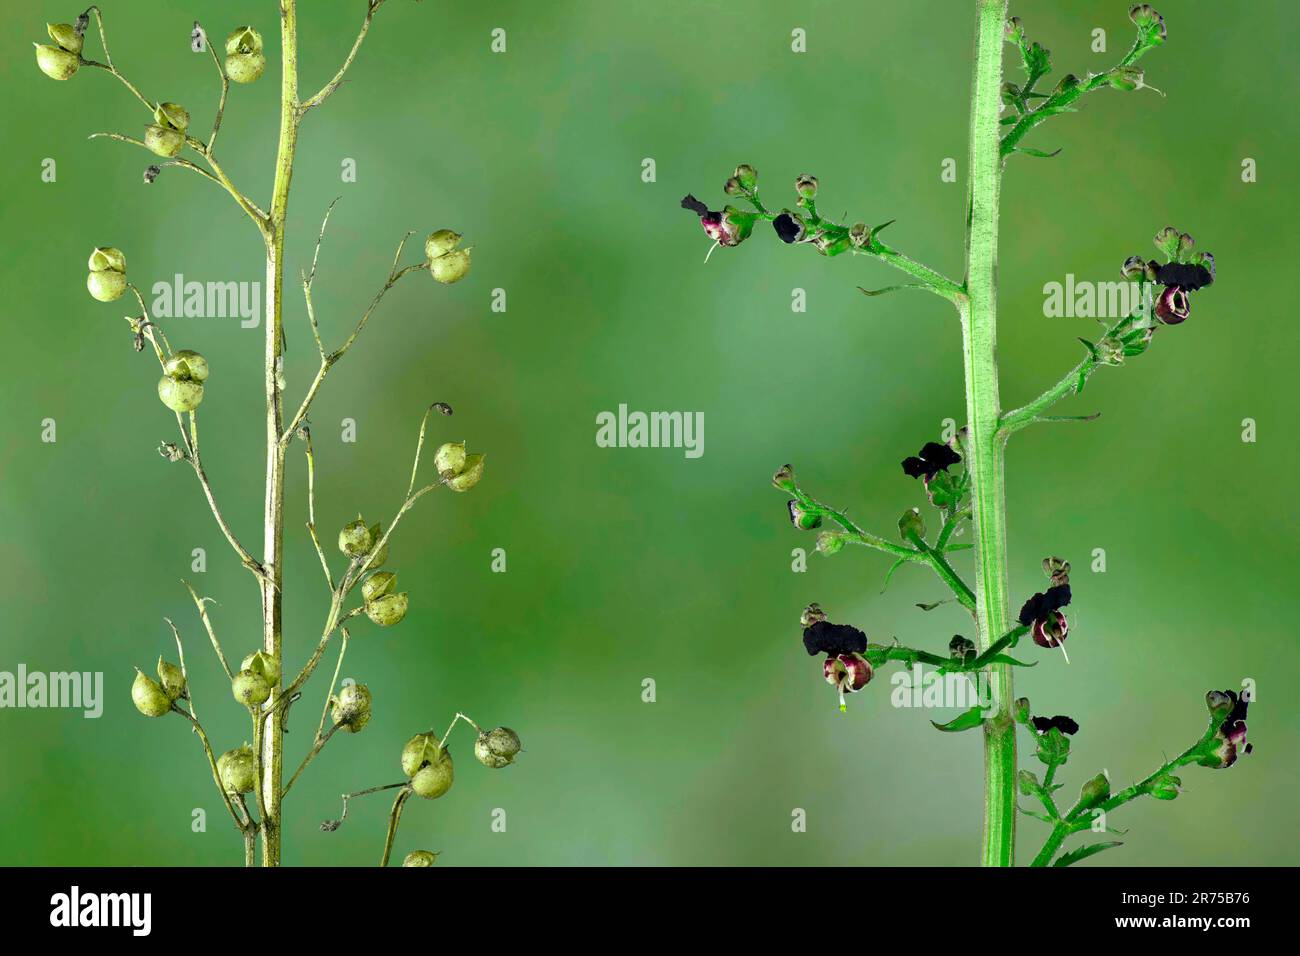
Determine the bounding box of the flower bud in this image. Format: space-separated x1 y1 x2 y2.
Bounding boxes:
787 500 821 531
1000 82 1021 108
331 682 372 733
164 349 210 383
1078 772 1111 808
217 744 257 795
772 463 797 493
1120 255 1147 279
815 531 845 556
1153 225 1180 260
366 592 409 627
794 174 818 199
224 26 266 84
1004 16 1024 45
446 454 485 492
157 657 186 701
434 440 467 478
87 247 127 302
474 727 522 769
240 650 281 687
848 222 871 248
232 668 271 708
733 164 758 190
723 176 744 196
1107 66 1143 91
362 571 397 604
402 850 440 867
158 376 205 413
131 669 172 717
35 42 79 81
799 603 827 629
1013 697 1032 724
1128 4 1167 43
1146 773 1181 800
338 518 373 557
1042 556 1070 587
898 507 926 540
401 732 443 777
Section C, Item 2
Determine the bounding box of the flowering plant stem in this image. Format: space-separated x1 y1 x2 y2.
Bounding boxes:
964 0 1016 867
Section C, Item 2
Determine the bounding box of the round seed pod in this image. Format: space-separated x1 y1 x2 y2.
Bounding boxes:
224 27 265 84
446 454 484 492
410 749 454 799
362 571 397 604
35 43 79 80
157 657 186 701
330 682 372 733
433 441 467 478
158 376 205 412
217 744 257 794
87 269 127 302
400 732 442 777
402 850 439 867
47 23 84 55
131 670 172 717
424 230 462 259
164 349 209 383
239 650 281 687
338 518 373 557
429 248 471 285
365 592 409 627
473 727 522 769
231 668 271 708
144 124 185 158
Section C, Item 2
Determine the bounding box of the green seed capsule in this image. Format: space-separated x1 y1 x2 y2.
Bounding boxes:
156 657 186 701
154 102 190 132
429 248 471 285
144 124 185 158
131 669 172 717
239 650 280 687
400 732 443 777
225 26 266 84
338 518 373 557
217 744 257 794
47 22 84 55
35 43 79 80
446 454 485 492
330 682 372 733
473 727 522 769
87 270 127 302
158 376 205 413
365 592 409 627
362 571 397 604
425 230 462 259
164 349 209 383
433 441 467 478
410 749 454 799
361 523 387 571
402 850 440 867
231 668 271 708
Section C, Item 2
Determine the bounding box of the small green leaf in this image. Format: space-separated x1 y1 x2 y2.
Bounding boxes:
1052 841 1123 867
1017 804 1055 824
916 599 953 612
944 542 974 553
880 556 907 594
1014 146 1063 158
871 218 897 238
931 705 986 733
986 653 1036 667
857 283 923 297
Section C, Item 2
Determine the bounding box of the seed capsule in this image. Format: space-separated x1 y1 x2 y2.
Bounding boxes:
433 441 467 478
402 850 440 867
131 669 172 717
424 230 462 259
217 744 257 794
158 376 205 412
239 650 281 687
362 523 388 571
47 22 84 55
365 592 409 627
157 657 186 701
330 682 372 733
474 727 522 769
446 454 485 492
164 349 209 383
35 43 79 81
338 518 373 557
410 749 455 799
145 103 190 158
400 732 443 777
426 230 471 284
224 26 265 84
231 668 271 707
362 571 397 604
87 246 127 302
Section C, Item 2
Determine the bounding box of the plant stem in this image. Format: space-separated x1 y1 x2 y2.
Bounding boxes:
379 787 412 867
963 0 1015 867
259 0 301 868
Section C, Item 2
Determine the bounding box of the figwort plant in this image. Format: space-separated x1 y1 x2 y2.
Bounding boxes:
38 3 518 867
683 3 1250 865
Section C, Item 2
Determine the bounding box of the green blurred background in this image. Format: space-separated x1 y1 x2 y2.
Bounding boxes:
2 0 1297 866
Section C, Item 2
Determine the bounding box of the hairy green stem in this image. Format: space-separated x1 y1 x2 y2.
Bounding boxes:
963 0 1015 867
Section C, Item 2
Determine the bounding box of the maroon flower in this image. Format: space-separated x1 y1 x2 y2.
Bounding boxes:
901 441 962 480
1198 690 1252 769
1154 285 1191 324
680 194 752 248
1018 584 1071 648
824 652 873 711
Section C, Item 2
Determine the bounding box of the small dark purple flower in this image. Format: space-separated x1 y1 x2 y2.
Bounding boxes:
773 212 805 244
1018 584 1072 648
901 441 962 480
680 194 750 248
802 620 868 658
1154 261 1213 292
1031 714 1079 736
1154 285 1191 324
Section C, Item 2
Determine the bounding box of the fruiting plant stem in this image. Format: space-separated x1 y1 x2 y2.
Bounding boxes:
963 0 1016 868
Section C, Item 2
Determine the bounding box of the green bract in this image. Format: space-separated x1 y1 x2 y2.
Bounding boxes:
401 732 443 777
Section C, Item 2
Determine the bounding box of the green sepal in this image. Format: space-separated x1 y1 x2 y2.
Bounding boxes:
1035 727 1071 767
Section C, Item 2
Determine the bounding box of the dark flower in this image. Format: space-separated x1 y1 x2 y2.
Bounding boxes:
901 441 962 479
1154 261 1213 291
1017 584 1071 626
802 620 868 657
1198 689 1252 769
680 194 751 247
1031 714 1079 736
824 652 873 710
773 212 805 244
1154 285 1191 324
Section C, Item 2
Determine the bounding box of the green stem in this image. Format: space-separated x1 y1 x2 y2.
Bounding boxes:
964 0 1015 867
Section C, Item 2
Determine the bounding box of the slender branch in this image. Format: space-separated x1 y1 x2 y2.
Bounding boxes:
300 0 387 112
379 786 412 867
78 6 152 111
282 720 344 798
171 705 247 833
185 410 266 579
321 781 408 832
182 580 234 679
203 28 229 152
904 529 977 613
